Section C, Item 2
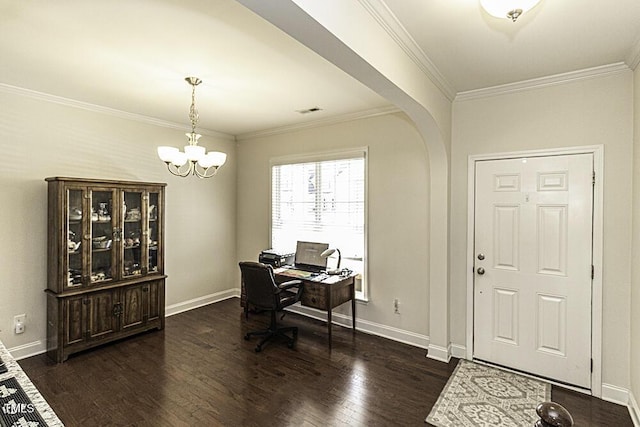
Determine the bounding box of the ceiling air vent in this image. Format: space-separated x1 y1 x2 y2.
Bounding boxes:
296 107 323 114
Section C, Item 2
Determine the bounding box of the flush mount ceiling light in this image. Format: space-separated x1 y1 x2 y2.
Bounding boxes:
157 77 227 179
480 0 542 22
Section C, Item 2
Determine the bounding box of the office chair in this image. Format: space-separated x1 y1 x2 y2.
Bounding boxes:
239 261 303 352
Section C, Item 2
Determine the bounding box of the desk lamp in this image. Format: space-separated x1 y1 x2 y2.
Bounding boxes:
321 248 341 275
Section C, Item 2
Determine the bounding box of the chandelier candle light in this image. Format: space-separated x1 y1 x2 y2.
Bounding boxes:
480 0 542 22
157 77 227 178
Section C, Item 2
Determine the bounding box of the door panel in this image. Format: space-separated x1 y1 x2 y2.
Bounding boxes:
147 281 163 322
64 296 87 345
122 285 145 330
537 205 567 275
473 154 593 389
537 294 566 356
87 290 117 339
493 205 520 270
493 288 519 345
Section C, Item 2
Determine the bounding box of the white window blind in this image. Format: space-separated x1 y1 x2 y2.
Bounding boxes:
271 154 366 297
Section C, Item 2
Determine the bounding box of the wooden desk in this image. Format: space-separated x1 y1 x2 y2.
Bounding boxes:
273 268 357 346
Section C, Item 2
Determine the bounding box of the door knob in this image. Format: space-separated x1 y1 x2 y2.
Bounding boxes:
477 267 485 275
477 253 485 260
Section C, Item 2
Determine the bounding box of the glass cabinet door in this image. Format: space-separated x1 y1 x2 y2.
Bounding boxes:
59 182 163 290
90 190 116 284
66 188 85 288
122 190 143 278
147 191 160 274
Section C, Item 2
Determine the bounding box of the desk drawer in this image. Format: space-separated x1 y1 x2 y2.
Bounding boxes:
301 282 327 309
331 284 353 308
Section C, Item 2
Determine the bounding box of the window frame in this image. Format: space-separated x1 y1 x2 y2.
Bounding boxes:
269 148 368 301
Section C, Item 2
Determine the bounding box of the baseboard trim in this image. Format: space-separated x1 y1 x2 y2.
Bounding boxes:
284 304 430 349
8 295 639 425
629 390 640 427
168 293 432 351
426 344 451 363
6 291 240 361
8 340 46 361
602 383 630 406
450 343 466 359
165 289 240 317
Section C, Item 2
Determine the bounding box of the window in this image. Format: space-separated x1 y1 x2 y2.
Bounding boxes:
271 150 367 300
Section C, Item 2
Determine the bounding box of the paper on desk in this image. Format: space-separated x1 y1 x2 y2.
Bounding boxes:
276 268 314 279
319 275 345 284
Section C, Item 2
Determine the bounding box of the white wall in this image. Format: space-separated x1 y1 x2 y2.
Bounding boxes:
631 63 640 415
237 0 453 355
451 72 634 389
0 88 237 352
237 112 432 341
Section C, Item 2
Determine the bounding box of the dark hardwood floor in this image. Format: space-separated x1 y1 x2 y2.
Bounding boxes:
19 298 632 426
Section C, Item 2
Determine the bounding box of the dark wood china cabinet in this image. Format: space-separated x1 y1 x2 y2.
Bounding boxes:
45 177 166 362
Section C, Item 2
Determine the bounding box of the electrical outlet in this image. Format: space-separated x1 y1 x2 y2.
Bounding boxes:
393 298 400 314
14 314 26 334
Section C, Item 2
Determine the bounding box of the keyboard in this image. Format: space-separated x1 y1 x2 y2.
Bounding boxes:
293 264 325 273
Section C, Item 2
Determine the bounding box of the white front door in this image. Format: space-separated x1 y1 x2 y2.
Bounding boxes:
473 154 593 389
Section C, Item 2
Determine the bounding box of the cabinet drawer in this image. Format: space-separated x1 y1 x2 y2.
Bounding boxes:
301 282 327 309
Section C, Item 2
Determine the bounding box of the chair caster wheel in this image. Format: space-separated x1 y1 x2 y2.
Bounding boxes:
287 342 294 349
255 346 262 353
244 334 250 340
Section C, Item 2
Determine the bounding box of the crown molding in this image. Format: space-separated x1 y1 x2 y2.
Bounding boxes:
358 0 456 101
454 62 631 102
236 105 401 141
627 36 640 71
0 83 236 141
2 82 399 142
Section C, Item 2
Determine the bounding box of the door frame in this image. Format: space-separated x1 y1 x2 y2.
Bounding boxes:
465 145 604 397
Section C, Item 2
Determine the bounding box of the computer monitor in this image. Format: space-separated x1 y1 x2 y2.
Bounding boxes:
294 241 329 272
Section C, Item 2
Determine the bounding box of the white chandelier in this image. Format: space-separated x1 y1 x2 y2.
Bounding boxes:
157 77 227 178
480 0 542 22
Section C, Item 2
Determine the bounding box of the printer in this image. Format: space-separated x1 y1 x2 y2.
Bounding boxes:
259 248 294 267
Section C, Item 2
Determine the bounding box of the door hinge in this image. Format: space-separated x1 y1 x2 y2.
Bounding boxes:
591 358 593 372
591 265 594 280
592 171 596 186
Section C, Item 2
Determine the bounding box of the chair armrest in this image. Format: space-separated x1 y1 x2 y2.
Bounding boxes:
277 279 304 305
278 279 302 291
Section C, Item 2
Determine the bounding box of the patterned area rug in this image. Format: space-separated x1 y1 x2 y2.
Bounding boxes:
426 359 550 427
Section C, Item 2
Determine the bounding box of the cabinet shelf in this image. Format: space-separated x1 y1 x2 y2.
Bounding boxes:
92 248 112 253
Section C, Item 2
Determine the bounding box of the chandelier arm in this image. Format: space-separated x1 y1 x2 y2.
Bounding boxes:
193 163 219 179
166 162 194 178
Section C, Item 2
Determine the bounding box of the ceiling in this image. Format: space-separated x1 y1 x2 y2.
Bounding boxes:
1 0 639 137
383 0 640 93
